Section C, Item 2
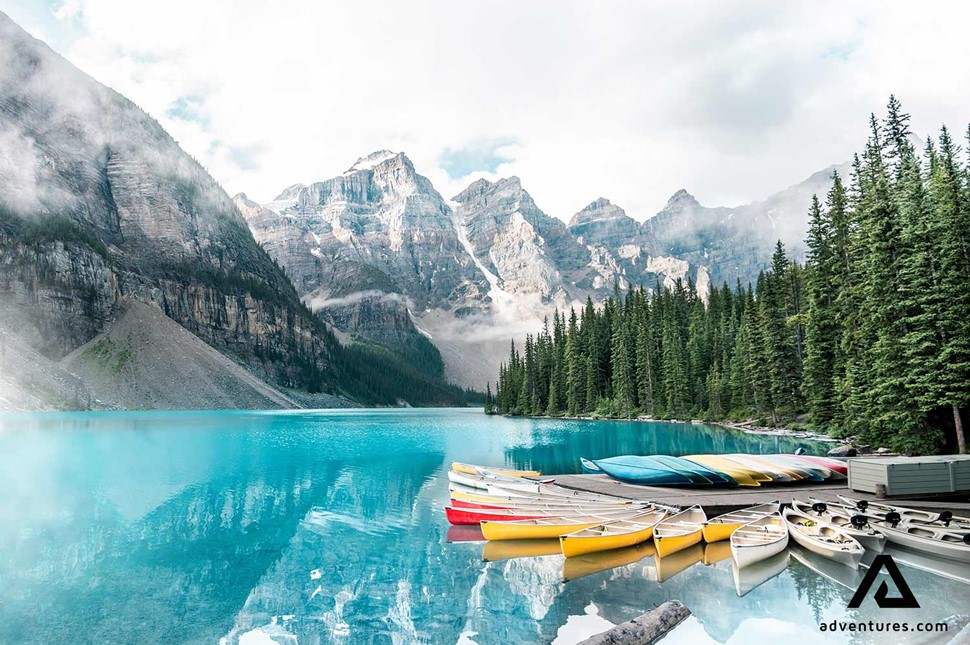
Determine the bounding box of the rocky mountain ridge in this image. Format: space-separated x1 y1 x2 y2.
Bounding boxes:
241 151 848 388
0 12 470 409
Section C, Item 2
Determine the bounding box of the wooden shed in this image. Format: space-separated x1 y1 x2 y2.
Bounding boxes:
848 455 970 496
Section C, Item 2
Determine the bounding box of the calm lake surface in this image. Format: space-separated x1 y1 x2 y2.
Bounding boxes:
1 408 967 644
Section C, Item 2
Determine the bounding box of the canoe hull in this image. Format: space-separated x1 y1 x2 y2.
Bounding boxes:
702 522 741 543
482 518 609 541
560 524 655 558
655 529 703 558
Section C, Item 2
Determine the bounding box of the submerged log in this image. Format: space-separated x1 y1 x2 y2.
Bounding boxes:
578 600 691 645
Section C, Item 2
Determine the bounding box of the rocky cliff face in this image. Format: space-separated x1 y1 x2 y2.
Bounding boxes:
242 149 842 389
0 11 337 401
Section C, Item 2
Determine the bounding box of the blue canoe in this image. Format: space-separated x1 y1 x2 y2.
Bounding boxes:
580 457 602 474
592 456 695 486
650 455 735 486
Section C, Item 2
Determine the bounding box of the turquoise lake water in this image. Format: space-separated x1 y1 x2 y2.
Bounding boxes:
1 408 967 644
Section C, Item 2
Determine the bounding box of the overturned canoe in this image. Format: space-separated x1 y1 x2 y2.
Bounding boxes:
682 455 762 487
795 455 848 476
783 506 864 569
730 512 789 569
560 509 669 558
654 505 707 558
724 455 797 483
702 502 779 543
592 456 697 486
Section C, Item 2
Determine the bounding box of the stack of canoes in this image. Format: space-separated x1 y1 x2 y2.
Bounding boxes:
442 462 970 590
583 453 847 487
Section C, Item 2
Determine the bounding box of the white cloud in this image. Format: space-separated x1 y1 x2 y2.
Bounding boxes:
6 0 970 220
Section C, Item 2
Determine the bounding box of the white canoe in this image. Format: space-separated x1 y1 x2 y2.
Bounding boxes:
864 517 970 563
793 498 887 552
730 512 789 569
447 469 554 492
783 506 864 569
702 501 779 542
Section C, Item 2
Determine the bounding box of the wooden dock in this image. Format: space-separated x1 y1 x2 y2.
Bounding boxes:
546 474 970 516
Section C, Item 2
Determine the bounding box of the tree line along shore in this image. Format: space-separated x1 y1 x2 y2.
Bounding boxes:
487 97 969 456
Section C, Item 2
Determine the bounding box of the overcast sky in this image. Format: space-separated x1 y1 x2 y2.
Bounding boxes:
4 0 970 221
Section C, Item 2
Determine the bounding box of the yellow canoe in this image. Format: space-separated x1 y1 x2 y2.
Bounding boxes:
656 543 705 582
481 508 647 541
562 542 656 582
451 462 540 478
653 505 707 559
703 540 733 565
482 539 562 562
684 455 767 486
701 502 779 543
560 509 668 558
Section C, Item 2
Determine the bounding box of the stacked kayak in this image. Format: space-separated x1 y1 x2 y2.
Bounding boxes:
585 453 848 487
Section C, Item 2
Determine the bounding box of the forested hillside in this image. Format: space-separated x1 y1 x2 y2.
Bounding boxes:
490 98 970 455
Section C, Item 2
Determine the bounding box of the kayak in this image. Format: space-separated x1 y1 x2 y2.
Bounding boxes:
701 502 779 543
592 456 697 486
783 506 864 569
682 455 762 487
560 509 669 558
580 457 602 474
481 508 650 540
792 499 886 552
653 505 707 558
451 462 541 478
730 512 789 569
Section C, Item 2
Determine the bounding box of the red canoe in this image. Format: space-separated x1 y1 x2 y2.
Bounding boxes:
445 506 546 525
